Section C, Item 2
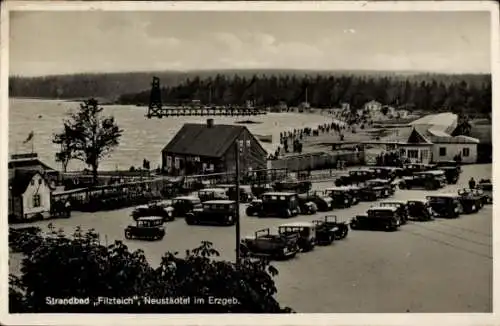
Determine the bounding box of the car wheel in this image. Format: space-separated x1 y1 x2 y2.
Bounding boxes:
350 221 358 230
245 208 254 216
399 183 406 190
125 231 131 239
185 215 195 225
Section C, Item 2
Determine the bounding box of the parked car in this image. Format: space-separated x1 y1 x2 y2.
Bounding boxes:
185 200 237 226
335 168 375 186
250 184 274 198
131 202 174 222
246 198 263 216
240 228 300 260
278 222 317 252
401 163 434 176
406 200 434 221
457 189 483 214
251 192 300 218
369 167 397 181
398 170 446 190
313 215 349 240
124 216 165 241
378 200 409 224
350 207 401 231
364 179 393 198
476 180 493 204
426 194 462 218
198 188 228 202
298 192 334 211
296 196 318 215
171 196 202 217
324 187 353 208
226 185 254 203
435 160 462 173
354 184 384 201
273 179 312 194
343 186 361 205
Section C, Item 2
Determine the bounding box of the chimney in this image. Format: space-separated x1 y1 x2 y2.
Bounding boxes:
207 119 214 128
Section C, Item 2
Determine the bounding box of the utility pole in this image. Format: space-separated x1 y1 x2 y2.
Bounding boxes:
235 141 241 266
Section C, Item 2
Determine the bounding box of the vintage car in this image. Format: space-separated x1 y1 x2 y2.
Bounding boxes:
50 199 72 219
250 184 274 198
198 188 229 202
131 202 175 222
278 222 317 252
406 200 434 221
378 200 409 224
298 192 334 211
171 196 202 217
246 198 263 216
352 184 384 201
398 170 446 190
124 216 166 241
476 180 493 204
350 207 401 231
341 186 361 205
401 163 434 176
426 194 462 218
296 197 318 215
324 187 353 208
364 179 393 198
240 228 300 260
250 192 301 218
438 166 460 184
457 189 483 214
273 179 312 194
369 167 398 181
435 160 462 173
335 169 375 186
185 200 237 226
313 215 349 241
226 185 254 203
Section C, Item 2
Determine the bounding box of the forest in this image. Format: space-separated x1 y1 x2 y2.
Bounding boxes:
9 70 491 115
118 73 492 115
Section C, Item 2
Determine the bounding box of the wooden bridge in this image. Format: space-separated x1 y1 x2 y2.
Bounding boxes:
146 106 267 118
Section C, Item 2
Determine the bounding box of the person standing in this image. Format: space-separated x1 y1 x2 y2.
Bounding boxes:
469 177 476 189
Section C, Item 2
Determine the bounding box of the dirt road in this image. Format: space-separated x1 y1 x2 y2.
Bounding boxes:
9 164 492 312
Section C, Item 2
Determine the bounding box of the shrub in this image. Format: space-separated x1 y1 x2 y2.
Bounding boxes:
9 226 293 313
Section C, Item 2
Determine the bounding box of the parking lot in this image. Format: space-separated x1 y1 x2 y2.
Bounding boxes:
9 164 492 312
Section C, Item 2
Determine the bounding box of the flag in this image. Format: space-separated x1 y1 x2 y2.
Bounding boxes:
23 131 34 144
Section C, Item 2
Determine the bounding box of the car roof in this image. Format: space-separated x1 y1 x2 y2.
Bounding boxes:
203 200 236 204
350 168 373 172
174 196 200 201
262 192 296 196
368 206 398 212
380 200 406 204
279 221 315 228
326 187 348 191
416 170 444 175
427 194 457 198
136 216 164 221
367 178 391 182
199 188 227 192
135 204 149 209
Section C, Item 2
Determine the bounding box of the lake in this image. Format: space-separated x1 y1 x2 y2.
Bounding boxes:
9 98 333 171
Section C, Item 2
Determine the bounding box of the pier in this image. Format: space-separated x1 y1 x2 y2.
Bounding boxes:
146 106 267 118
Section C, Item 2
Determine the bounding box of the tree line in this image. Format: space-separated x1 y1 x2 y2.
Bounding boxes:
117 73 492 115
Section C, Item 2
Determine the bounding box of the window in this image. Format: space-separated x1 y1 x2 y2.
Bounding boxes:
400 149 406 155
439 147 447 156
463 148 470 157
421 150 429 160
166 156 172 167
33 194 41 207
30 179 35 185
408 149 419 159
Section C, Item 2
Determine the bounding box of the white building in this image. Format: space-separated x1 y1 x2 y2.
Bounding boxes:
9 170 53 220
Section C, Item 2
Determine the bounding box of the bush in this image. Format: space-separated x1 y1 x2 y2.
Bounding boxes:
9 226 293 313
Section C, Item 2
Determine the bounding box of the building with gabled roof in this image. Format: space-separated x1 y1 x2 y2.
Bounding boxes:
9 170 53 221
162 119 268 175
379 124 479 164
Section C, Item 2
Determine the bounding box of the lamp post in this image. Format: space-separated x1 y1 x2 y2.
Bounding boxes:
235 138 250 266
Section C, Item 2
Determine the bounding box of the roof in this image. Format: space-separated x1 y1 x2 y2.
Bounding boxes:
8 158 56 171
367 178 391 183
368 206 398 211
279 222 315 228
10 170 47 196
381 125 479 145
136 216 164 221
262 192 296 196
416 170 444 175
162 123 265 158
380 200 407 205
173 196 200 201
199 188 227 192
203 200 236 204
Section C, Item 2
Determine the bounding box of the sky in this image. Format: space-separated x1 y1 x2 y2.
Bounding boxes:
9 10 492 76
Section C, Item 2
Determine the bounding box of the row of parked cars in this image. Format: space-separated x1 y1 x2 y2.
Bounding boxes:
349 184 493 233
